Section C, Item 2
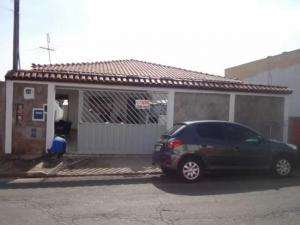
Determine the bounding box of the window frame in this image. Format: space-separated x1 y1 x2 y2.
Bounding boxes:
224 123 262 145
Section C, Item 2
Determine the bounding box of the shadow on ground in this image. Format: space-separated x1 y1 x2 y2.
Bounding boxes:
153 171 300 196
1 170 300 196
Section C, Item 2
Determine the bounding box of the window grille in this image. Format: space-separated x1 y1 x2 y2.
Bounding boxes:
80 89 168 125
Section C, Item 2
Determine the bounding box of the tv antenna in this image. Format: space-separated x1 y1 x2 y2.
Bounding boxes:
39 33 55 64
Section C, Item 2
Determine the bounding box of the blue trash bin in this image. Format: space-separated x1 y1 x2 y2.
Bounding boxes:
48 136 67 155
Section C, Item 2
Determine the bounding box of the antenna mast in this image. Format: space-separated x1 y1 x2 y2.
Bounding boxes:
39 33 55 64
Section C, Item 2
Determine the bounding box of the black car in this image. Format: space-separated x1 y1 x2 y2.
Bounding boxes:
153 121 298 182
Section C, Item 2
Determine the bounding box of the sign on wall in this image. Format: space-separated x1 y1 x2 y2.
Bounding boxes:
24 87 35 99
32 108 45 121
135 100 150 110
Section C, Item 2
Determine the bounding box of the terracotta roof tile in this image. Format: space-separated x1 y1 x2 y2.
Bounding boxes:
6 59 292 94
30 59 238 83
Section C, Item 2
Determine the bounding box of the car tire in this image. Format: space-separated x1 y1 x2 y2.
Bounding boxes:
271 157 293 177
178 157 203 183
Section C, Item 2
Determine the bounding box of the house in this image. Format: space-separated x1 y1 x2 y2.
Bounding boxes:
3 59 292 156
225 49 300 147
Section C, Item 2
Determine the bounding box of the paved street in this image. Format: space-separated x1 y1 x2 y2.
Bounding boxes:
0 173 300 225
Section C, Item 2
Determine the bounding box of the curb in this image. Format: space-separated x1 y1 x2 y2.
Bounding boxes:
0 159 162 179
0 171 162 179
0 171 49 179
55 171 162 178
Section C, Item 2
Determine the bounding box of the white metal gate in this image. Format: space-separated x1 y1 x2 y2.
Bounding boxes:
78 89 168 154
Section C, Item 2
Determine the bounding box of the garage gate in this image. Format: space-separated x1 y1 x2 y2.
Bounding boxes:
77 89 168 154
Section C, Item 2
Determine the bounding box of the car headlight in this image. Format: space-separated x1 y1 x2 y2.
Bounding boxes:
287 143 298 151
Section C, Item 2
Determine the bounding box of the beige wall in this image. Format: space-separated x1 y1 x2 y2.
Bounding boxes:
12 83 48 155
225 49 300 80
225 49 300 119
173 92 286 140
235 95 284 140
174 92 230 123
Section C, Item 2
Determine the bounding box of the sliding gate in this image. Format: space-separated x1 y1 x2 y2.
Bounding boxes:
78 89 168 154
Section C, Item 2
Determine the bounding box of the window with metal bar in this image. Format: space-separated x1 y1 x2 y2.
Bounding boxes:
80 90 167 125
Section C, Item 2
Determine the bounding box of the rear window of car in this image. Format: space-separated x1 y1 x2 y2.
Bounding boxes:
196 123 225 142
166 124 186 136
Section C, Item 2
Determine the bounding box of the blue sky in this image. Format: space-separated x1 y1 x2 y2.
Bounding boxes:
1 0 300 80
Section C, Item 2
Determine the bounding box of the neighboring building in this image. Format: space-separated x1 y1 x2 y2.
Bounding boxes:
225 49 300 146
4 59 291 156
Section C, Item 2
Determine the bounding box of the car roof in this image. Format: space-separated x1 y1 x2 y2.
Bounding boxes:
180 120 233 125
178 120 262 135
179 120 252 128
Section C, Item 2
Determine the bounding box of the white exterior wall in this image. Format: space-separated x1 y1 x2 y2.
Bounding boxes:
4 81 13 154
67 90 79 129
245 64 300 118
46 83 56 150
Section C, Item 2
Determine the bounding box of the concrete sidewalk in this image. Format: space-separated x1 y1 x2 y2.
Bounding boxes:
0 157 63 178
57 155 161 177
3 155 297 179
0 155 161 178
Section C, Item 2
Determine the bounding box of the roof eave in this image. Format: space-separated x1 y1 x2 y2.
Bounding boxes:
5 70 292 95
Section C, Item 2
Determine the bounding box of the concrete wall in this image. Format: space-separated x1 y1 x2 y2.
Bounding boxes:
12 83 48 155
174 92 285 140
244 65 300 118
174 92 230 123
225 49 300 80
229 64 300 142
225 49 300 118
235 95 284 140
0 82 5 155
225 50 299 141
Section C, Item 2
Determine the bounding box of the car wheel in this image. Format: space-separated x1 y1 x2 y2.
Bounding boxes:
178 158 203 182
272 157 293 177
